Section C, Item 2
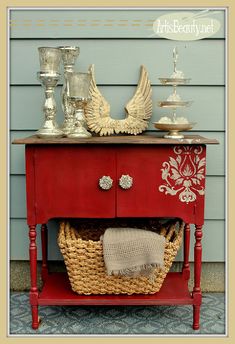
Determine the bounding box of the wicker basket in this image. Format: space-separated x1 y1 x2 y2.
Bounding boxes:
57 219 184 295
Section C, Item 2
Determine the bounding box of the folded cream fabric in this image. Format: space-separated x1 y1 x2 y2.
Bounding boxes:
101 227 165 279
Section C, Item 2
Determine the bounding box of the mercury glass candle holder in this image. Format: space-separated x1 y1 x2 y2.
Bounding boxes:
35 72 64 138
36 47 63 138
66 72 92 138
38 47 61 73
59 46 80 136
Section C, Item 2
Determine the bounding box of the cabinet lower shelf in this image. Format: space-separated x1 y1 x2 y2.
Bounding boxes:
38 272 193 306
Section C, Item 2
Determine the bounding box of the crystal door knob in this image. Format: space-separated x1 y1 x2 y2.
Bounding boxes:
99 176 113 190
119 174 133 189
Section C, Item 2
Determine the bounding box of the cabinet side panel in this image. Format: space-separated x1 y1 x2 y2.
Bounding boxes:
25 145 36 225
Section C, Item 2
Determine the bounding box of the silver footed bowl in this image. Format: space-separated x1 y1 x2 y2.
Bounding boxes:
153 122 196 139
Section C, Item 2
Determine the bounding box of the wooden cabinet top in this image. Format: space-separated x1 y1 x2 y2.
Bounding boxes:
13 134 219 145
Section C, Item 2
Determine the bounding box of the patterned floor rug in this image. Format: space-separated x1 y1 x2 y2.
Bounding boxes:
10 292 225 335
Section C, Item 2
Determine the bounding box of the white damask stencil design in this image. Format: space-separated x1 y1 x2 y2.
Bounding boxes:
159 146 206 203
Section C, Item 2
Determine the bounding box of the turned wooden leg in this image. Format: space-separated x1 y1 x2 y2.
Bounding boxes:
192 224 203 330
182 223 190 280
41 224 48 283
29 225 39 330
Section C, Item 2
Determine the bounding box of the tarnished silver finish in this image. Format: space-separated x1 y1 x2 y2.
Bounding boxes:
99 176 113 190
38 47 61 73
159 77 191 85
59 46 80 136
157 100 193 108
119 174 133 190
157 48 193 139
36 72 63 138
153 122 196 139
67 98 92 138
66 72 92 138
59 46 80 68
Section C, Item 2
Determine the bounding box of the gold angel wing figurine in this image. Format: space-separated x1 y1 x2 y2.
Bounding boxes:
85 65 152 136
85 64 117 136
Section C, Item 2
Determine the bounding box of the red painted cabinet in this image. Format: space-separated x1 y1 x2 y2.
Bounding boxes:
13 134 218 331
26 144 206 225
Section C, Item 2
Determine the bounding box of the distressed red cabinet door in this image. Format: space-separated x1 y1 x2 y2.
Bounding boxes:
116 145 206 224
30 145 116 223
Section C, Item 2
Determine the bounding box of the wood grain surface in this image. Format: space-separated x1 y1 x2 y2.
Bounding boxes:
13 134 219 145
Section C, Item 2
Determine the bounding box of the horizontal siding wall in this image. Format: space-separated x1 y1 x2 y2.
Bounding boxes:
11 39 225 85
10 86 225 130
10 9 226 261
